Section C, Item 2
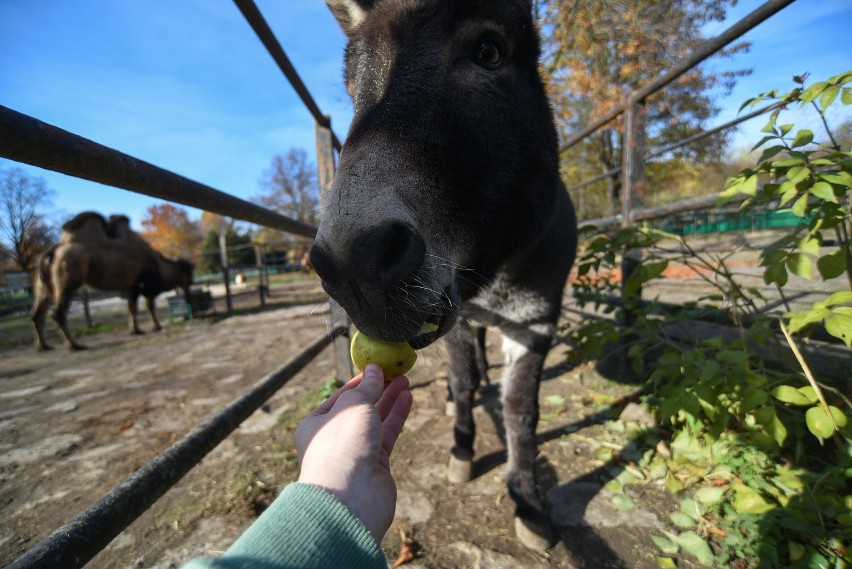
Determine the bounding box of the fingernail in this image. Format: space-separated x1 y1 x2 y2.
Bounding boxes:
363 364 383 382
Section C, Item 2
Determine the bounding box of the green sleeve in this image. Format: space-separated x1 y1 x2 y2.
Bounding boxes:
182 482 386 569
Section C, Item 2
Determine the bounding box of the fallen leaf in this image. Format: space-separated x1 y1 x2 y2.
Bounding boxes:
707 527 726 537
656 440 671 458
118 420 134 432
393 539 421 568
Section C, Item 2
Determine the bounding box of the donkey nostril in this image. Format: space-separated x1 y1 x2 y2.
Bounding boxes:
359 222 425 288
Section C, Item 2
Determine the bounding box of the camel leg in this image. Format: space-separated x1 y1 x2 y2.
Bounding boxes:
146 297 162 331
52 285 85 350
127 295 144 335
31 296 53 351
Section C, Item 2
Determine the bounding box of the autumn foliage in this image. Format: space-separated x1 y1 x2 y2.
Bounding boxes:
140 203 201 261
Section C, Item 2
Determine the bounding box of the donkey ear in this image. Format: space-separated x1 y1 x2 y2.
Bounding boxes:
325 0 373 35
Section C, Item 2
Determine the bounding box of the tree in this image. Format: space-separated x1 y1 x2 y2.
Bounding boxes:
541 0 750 216
140 203 201 261
197 228 255 274
0 167 57 272
253 148 320 246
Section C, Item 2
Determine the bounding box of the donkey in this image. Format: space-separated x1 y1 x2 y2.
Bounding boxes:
311 0 577 549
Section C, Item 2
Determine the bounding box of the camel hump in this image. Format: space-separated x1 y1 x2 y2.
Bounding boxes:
107 214 132 239
62 211 109 233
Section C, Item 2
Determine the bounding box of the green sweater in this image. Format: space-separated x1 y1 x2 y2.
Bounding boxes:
183 483 386 569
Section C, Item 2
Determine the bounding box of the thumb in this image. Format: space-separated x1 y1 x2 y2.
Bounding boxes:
355 364 385 404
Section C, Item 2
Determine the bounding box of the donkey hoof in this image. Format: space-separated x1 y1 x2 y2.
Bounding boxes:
447 454 473 483
38 344 54 352
70 343 88 351
445 401 455 416
514 516 555 551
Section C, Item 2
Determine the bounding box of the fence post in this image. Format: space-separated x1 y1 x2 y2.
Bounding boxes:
620 97 646 368
83 287 92 328
316 115 353 383
219 231 233 314
254 244 266 307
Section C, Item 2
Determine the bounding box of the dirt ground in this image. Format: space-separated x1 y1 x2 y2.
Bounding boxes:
0 242 842 568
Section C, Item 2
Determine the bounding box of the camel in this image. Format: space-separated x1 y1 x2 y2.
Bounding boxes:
30 211 194 351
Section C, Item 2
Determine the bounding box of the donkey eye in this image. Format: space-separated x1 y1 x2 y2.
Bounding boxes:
472 39 503 69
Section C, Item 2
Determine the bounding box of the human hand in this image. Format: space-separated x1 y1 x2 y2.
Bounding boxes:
294 363 413 542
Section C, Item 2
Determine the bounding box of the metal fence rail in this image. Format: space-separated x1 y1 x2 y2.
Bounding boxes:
7 326 345 569
0 105 317 238
1 0 803 566
2 2 351 567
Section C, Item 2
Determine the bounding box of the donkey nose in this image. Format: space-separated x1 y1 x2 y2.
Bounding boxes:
356 222 426 287
311 222 425 290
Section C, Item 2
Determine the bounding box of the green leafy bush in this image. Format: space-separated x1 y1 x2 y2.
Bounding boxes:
568 72 851 568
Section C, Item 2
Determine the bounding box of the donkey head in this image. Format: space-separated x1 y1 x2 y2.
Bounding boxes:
311 0 561 347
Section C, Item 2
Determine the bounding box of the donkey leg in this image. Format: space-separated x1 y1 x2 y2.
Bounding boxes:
501 334 554 550
474 325 490 385
446 322 483 484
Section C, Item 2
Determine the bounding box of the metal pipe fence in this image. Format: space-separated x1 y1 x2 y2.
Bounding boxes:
7 326 345 569
2 2 351 567
1 0 802 566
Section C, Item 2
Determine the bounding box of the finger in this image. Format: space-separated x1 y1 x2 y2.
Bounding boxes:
376 375 410 421
381 389 413 463
311 373 362 416
354 363 385 404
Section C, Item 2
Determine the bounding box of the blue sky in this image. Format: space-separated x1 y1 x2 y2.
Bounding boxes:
1 0 850 231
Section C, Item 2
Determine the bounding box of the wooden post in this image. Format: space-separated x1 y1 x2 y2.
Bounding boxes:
316 115 352 383
254 243 266 307
619 97 646 372
219 231 233 314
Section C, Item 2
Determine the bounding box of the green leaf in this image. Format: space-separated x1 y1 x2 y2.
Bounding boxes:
651 535 679 556
791 129 814 148
611 492 636 511
786 252 812 278
797 386 818 404
741 174 758 196
823 291 852 306
809 181 837 202
817 250 847 279
791 193 809 217
694 486 726 504
732 483 774 514
545 394 566 406
671 531 714 566
825 307 852 346
779 124 794 136
819 84 840 110
656 557 677 569
669 511 696 528
750 135 776 151
740 388 768 413
800 81 827 103
786 307 831 332
766 413 788 448
842 87 852 105
805 405 848 441
796 235 821 255
772 385 812 405
764 262 788 287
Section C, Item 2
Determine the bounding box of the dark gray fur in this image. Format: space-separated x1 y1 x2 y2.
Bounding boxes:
311 0 577 548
